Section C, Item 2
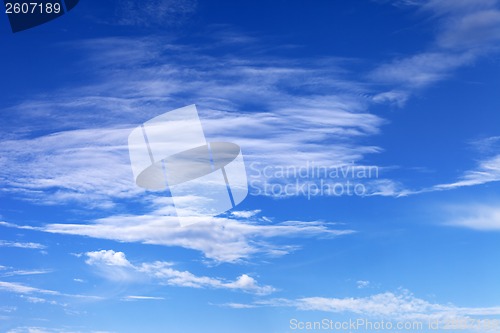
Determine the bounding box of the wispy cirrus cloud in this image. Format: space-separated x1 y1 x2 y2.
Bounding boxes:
400 137 500 196
433 155 500 191
437 9 500 50
370 51 475 88
0 281 58 295
1 269 52 277
0 31 399 207
2 2 499 212
0 106 388 207
2 24 496 212
219 302 257 309
84 250 275 295
2 6 499 272
371 0 500 103
0 240 46 250
0 127 140 209
121 295 165 301
0 280 101 302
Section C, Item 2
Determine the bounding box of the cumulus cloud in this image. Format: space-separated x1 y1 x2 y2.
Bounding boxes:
85 250 133 267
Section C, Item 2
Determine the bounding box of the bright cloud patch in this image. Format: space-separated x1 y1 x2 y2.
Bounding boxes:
84 250 275 295
445 203 500 231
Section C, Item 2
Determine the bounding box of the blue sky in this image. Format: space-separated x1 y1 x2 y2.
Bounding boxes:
1 0 500 332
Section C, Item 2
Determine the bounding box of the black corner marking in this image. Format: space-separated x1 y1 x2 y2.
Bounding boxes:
63 0 78 11
4 0 79 33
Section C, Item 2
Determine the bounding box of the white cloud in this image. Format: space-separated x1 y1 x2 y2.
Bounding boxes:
292 291 446 319
444 203 500 231
247 289 500 323
371 0 500 102
370 52 474 88
356 280 371 289
85 250 133 267
0 240 46 250
0 202 354 263
143 262 275 295
219 302 257 309
0 34 395 208
433 154 500 190
0 281 58 295
84 250 275 295
364 179 410 197
471 136 500 154
372 90 409 107
2 269 52 277
0 102 388 206
47 210 354 263
0 222 36 230
437 9 500 49
0 306 17 313
83 250 140 282
227 274 273 293
400 138 500 196
0 280 102 304
0 127 141 208
21 296 56 305
122 295 165 301
230 210 262 218
1 7 499 212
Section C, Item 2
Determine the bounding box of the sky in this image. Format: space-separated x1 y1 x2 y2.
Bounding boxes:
1 0 500 332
